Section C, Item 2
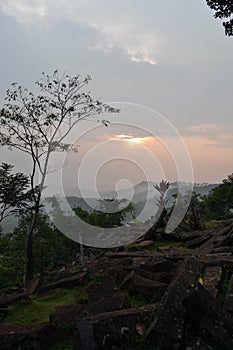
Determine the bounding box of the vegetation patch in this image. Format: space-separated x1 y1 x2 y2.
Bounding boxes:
146 240 180 252
123 290 150 308
6 287 88 324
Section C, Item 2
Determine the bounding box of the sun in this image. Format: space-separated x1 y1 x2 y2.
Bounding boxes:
127 137 144 145
114 134 148 145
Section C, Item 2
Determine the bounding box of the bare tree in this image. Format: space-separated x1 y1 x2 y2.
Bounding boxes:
0 70 119 282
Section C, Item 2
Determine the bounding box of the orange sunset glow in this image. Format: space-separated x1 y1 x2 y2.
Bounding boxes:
113 134 152 145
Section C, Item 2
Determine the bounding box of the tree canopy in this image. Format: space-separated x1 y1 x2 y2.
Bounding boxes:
73 198 135 228
0 70 119 282
0 163 30 222
206 0 233 35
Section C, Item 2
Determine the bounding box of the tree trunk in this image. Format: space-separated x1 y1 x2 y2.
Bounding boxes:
80 243 85 265
24 209 39 283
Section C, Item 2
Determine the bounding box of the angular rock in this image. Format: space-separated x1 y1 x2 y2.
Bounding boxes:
135 267 172 284
146 257 203 348
76 294 128 319
202 266 222 298
126 240 154 251
50 294 127 326
140 259 176 274
49 303 82 326
198 223 233 253
224 274 233 314
121 271 167 302
106 266 128 285
0 322 58 350
74 304 157 350
86 276 117 302
75 319 96 350
183 283 233 350
185 233 214 249
37 272 86 294
0 293 29 308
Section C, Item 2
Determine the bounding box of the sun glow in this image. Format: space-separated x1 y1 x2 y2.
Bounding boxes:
127 137 144 144
114 134 150 145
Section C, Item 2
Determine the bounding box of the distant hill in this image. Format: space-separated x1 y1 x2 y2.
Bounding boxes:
0 181 218 233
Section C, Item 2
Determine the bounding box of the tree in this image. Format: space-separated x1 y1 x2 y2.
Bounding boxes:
202 173 233 219
144 180 170 239
169 192 206 232
0 71 119 282
0 213 79 288
73 198 135 228
0 163 29 222
206 0 233 36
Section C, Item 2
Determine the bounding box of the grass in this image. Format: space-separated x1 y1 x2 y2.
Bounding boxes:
145 240 181 252
50 335 73 350
205 219 221 229
6 286 89 324
122 290 150 308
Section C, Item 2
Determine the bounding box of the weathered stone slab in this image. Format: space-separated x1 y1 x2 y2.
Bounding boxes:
50 294 127 326
121 270 167 301
183 283 233 350
0 322 58 350
105 251 163 258
224 274 233 314
0 293 29 308
86 276 117 302
37 272 86 294
202 266 222 298
127 272 167 301
126 240 154 251
185 233 214 249
146 257 203 348
198 223 233 253
139 259 177 274
76 294 128 319
74 304 157 350
135 267 172 284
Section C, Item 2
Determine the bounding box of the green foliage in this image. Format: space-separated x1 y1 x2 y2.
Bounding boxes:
202 174 233 219
0 70 119 281
123 290 150 308
73 198 135 228
0 214 79 288
0 163 30 222
6 287 87 324
50 337 73 350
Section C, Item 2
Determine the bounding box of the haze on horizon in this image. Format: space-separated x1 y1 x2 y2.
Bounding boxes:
0 0 233 194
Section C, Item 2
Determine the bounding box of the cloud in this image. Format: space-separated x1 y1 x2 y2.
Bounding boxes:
184 123 221 137
0 0 158 65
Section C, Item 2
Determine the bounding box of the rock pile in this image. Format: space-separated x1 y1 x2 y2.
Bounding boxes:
1 222 233 349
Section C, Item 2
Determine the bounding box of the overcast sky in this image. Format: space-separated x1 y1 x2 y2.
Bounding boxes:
0 0 233 193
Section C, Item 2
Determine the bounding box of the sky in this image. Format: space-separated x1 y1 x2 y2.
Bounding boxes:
0 0 233 194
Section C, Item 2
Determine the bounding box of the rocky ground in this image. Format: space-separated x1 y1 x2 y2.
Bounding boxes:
1 222 233 349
